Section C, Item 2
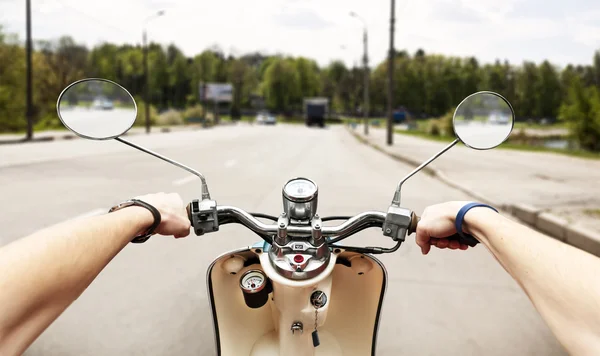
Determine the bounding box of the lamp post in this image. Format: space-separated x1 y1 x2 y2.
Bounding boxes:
143 10 165 134
25 0 33 140
349 11 369 135
386 0 395 146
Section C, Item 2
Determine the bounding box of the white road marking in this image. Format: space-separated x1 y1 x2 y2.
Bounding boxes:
72 208 106 220
173 175 198 186
224 159 237 168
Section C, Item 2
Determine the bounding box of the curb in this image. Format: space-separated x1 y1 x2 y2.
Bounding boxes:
347 127 600 257
0 125 210 145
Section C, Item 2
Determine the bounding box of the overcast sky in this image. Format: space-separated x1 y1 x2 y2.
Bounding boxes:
1 0 599 68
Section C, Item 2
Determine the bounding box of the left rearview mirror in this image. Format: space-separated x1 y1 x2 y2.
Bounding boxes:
57 78 137 140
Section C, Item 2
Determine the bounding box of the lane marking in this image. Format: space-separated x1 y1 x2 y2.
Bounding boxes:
173 175 198 186
224 159 237 168
72 208 106 220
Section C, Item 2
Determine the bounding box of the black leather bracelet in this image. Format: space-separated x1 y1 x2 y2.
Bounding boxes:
108 199 162 243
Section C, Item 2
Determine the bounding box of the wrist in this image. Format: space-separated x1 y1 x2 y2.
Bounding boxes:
462 207 498 238
114 206 155 234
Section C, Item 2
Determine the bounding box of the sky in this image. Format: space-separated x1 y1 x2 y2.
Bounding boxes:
1 0 600 68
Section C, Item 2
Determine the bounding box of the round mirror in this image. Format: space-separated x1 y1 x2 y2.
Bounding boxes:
56 78 137 140
453 91 514 150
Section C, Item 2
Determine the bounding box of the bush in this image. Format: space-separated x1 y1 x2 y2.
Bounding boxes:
156 109 184 126
133 101 158 127
428 121 441 136
183 104 204 121
439 107 455 136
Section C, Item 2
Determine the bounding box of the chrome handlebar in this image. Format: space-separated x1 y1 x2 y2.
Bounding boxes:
216 205 387 242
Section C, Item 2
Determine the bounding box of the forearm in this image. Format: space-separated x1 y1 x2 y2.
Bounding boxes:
465 208 600 354
0 207 151 355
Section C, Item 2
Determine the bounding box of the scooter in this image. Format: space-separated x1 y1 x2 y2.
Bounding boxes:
56 79 515 356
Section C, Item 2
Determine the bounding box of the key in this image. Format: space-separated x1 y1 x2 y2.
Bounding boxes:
312 308 320 347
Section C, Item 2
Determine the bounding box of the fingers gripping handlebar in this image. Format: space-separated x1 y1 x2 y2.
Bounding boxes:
408 214 479 247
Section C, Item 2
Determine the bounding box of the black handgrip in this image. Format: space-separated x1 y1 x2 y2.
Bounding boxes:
409 214 479 247
443 233 479 248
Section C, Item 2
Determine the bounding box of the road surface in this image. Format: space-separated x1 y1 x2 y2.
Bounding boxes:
453 121 512 149
0 125 565 355
58 106 136 138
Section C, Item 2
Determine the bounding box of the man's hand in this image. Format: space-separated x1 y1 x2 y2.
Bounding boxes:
134 192 191 238
415 201 471 255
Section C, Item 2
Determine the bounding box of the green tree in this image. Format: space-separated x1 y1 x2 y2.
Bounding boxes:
228 58 256 118
294 57 320 98
536 60 561 118
263 58 300 112
515 62 539 118
559 76 600 151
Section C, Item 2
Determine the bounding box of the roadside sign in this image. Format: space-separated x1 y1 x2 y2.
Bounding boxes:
200 83 233 102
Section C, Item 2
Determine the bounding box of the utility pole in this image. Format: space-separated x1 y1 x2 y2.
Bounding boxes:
25 0 34 141
350 11 369 135
142 10 164 134
363 28 369 135
386 0 396 146
143 29 150 134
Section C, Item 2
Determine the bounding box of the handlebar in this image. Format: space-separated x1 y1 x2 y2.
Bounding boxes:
216 205 387 242
187 200 410 254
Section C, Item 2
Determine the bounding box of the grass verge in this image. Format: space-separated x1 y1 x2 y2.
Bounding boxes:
395 129 600 160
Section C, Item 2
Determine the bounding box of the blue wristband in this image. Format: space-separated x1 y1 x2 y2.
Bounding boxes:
455 203 498 246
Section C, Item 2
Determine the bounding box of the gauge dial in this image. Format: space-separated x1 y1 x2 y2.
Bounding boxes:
240 270 267 294
284 178 317 201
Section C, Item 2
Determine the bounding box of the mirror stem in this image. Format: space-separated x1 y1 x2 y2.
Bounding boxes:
115 137 211 200
391 138 459 206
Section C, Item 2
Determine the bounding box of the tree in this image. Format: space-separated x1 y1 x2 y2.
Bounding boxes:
536 60 561 118
263 58 300 112
515 62 539 118
294 57 320 98
559 76 600 151
228 58 256 118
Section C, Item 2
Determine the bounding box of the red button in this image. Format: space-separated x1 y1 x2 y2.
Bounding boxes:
294 255 304 263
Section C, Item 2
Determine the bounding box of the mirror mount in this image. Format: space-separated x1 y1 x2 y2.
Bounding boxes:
382 139 459 241
390 138 459 206
115 137 211 200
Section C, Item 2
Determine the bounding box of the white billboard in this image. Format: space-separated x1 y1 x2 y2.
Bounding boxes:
200 83 233 102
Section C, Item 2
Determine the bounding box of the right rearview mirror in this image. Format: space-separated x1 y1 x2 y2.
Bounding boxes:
453 91 514 150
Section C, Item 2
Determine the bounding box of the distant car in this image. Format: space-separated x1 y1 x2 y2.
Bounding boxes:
92 98 114 110
488 112 509 125
264 114 276 125
255 112 276 125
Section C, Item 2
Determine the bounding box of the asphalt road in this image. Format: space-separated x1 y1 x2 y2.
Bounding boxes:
58 106 136 139
453 121 512 149
0 124 565 355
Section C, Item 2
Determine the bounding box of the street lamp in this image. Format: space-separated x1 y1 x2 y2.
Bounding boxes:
143 10 165 134
387 0 395 146
349 11 369 135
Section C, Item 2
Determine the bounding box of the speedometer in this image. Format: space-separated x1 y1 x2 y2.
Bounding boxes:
239 269 271 309
240 270 267 293
283 178 318 202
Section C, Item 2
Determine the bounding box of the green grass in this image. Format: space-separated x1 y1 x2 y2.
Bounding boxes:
514 122 567 130
584 209 600 217
394 129 600 160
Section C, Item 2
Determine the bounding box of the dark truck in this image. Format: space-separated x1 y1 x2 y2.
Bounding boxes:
303 97 329 127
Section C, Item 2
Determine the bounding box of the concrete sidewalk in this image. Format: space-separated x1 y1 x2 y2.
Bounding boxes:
0 125 205 144
351 127 600 256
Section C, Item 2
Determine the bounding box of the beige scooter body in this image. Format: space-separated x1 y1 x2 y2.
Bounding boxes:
207 243 387 356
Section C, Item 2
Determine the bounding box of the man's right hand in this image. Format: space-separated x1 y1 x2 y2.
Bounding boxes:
415 201 472 255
